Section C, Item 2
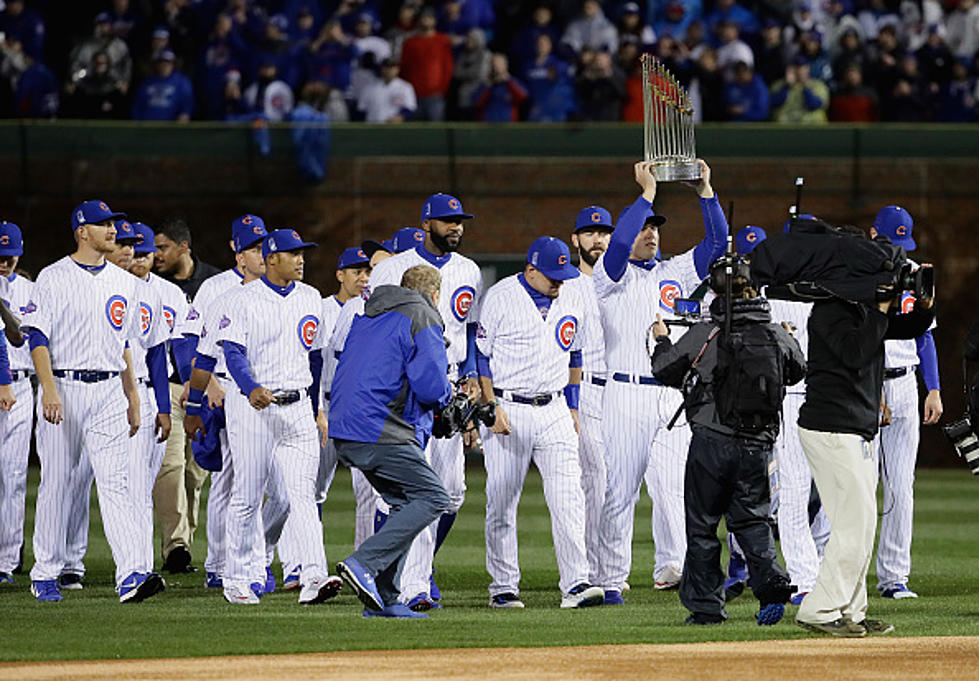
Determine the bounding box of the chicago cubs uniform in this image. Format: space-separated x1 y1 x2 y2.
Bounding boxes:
477 237 602 608
0 223 35 582
215 229 339 605
593 185 727 597
25 200 163 602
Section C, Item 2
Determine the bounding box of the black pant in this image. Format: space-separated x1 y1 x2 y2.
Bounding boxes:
679 426 790 619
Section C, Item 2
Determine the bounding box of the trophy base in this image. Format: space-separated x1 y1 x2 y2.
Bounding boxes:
651 161 702 182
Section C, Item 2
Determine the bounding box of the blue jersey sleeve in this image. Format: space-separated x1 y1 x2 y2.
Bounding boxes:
309 350 323 414
172 335 198 384
605 195 653 282
457 322 478 378
915 329 940 391
476 346 493 380
223 341 261 397
194 352 217 374
691 196 730 278
146 343 172 414
28 329 49 350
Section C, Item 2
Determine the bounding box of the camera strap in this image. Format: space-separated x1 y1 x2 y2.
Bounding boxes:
667 327 720 430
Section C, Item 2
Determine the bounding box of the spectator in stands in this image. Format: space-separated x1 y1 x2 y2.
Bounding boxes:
937 58 978 121
225 0 267 45
131 49 194 121
715 20 754 77
757 19 789 85
70 12 133 97
333 0 378 35
618 3 656 49
884 53 929 121
866 23 901 98
290 80 332 183
831 27 869 86
828 62 879 120
916 25 954 90
306 20 357 93
562 0 619 55
108 0 141 45
690 47 726 121
135 27 173 83
400 7 454 121
947 0 979 60
684 19 707 56
788 1 825 44
453 28 491 119
652 35 695 85
621 50 644 122
12 46 58 118
197 14 248 120
353 13 391 64
524 33 576 121
857 0 899 41
705 0 760 39
243 60 294 122
155 0 197 61
575 49 625 120
652 0 701 41
450 0 495 39
385 1 419 62
358 57 417 123
255 14 302 89
797 30 833 83
439 0 473 50
511 4 562 73
1 33 27 96
474 53 527 122
724 60 770 120
0 0 45 61
220 69 249 119
64 50 128 119
290 5 319 47
770 55 829 122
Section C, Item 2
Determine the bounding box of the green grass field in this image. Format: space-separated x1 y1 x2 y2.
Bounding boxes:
3 465 978 662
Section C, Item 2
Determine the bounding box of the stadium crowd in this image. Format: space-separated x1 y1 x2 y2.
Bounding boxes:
1 0 978 123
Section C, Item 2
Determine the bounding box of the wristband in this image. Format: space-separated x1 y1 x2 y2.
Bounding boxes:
186 387 205 416
564 384 580 410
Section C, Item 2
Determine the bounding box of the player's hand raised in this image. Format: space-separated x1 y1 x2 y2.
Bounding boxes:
491 403 511 435
0 385 15 412
634 161 658 203
41 386 63 424
250 386 275 410
155 413 172 443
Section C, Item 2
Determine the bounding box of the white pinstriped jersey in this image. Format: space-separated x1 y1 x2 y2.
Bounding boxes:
561 271 606 377
0 273 35 371
145 271 189 376
885 291 936 369
130 275 171 380
767 297 812 393
22 257 141 371
476 274 583 395
216 279 326 391
593 249 701 375
368 248 482 366
181 268 247 374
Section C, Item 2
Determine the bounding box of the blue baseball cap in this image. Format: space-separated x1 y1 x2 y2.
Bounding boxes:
0 221 24 256
782 213 817 234
361 238 393 258
72 200 126 230
338 246 370 270
527 236 580 281
873 205 915 251
131 222 157 254
420 193 473 222
232 214 268 253
392 227 425 252
574 205 614 232
735 225 767 255
115 218 138 243
263 228 317 259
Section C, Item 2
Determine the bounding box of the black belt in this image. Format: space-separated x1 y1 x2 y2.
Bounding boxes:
589 376 606 387
214 372 229 380
9 370 31 381
493 387 558 406
53 370 119 383
884 367 910 380
271 390 302 405
138 377 152 386
611 372 662 386
324 391 331 401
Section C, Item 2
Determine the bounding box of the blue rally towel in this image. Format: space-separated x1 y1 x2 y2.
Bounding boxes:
191 401 225 472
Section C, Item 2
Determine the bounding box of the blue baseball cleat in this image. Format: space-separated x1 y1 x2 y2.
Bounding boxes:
429 573 442 602
119 572 165 603
283 565 301 591
205 572 223 589
264 566 276 594
31 579 62 602
603 590 625 606
364 603 429 619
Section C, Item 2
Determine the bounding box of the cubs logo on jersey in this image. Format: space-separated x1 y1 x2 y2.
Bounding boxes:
139 302 153 336
298 314 318 351
901 291 915 314
659 280 681 313
106 295 127 331
162 305 176 331
555 315 577 351
451 286 475 322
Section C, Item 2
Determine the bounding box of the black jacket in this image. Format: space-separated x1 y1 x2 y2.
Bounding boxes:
651 297 807 443
798 298 936 440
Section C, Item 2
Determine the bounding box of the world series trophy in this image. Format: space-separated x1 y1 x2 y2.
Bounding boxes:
642 53 701 182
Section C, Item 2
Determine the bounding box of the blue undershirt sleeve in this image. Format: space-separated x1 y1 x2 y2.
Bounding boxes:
569 350 582 368
194 352 217 374
691 196 730 278
458 322 478 378
476 346 493 381
27 328 49 350
309 350 323 414
146 343 172 414
915 329 940 392
223 341 261 397
172 335 198 384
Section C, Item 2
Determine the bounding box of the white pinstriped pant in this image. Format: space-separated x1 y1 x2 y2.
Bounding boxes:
578 380 606 584
484 398 590 597
130 382 167 571
597 380 688 591
31 376 146 587
0 376 34 574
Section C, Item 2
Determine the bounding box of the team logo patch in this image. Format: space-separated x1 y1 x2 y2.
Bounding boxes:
451 286 475 322
358 249 366 258
186 307 200 321
448 198 460 210
291 230 300 241
99 202 109 211
139 302 153 336
659 280 682 313
901 291 915 314
23 300 36 314
591 211 602 223
555 315 577 351
219 315 231 330
298 314 318 350
106 295 127 331
746 231 758 242
0 235 8 245
414 231 424 242
242 215 253 225
162 305 176 331
254 225 264 235
896 225 907 236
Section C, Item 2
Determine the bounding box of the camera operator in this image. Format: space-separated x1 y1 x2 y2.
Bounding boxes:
650 256 806 626
794 229 936 637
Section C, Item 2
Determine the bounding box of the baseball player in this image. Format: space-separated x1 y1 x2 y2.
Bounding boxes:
594 160 727 604
210 228 341 605
476 236 604 609
23 200 163 603
0 221 33 587
870 206 942 599
562 206 614 585
366 197 482 610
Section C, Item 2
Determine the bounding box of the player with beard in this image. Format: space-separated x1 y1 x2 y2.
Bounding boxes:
561 206 614 588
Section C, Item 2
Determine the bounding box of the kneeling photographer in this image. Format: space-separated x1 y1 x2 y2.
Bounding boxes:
650 254 806 627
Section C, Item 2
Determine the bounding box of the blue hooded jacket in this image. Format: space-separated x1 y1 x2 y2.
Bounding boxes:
329 285 452 449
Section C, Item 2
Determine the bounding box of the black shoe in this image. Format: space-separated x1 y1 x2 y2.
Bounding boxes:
685 613 725 625
862 618 895 635
162 546 198 574
13 543 24 574
58 573 84 590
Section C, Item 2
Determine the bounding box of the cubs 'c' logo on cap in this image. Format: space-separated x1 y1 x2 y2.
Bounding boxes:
448 198 460 210
298 314 318 350
358 249 366 258
555 315 577 351
106 295 127 331
901 291 915 314
659 280 681 313
414 231 424 242
896 225 907 236
591 212 602 223
0 235 8 245
451 286 475 322
242 215 253 224
136 232 145 244
292 230 300 241
746 231 758 242
139 302 153 336
162 305 176 331
557 254 568 265
99 202 108 211
254 226 264 235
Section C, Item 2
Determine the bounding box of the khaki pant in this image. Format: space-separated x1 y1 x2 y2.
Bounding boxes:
153 382 209 559
796 427 878 625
